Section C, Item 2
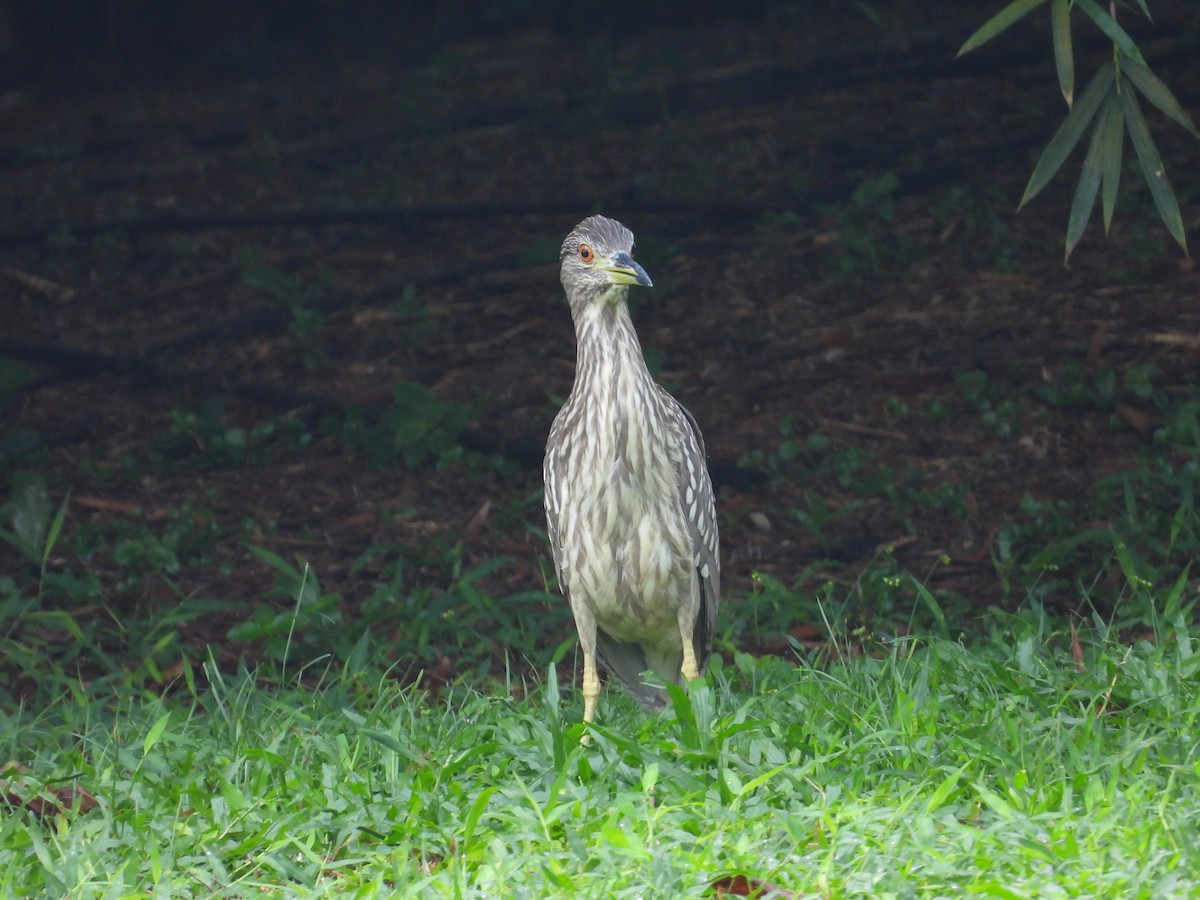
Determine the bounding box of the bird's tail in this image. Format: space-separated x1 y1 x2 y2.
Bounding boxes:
595 632 683 710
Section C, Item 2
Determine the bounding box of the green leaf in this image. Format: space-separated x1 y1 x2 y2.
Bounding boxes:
1126 0 1152 19
1099 92 1124 232
1065 107 1107 261
1122 58 1200 139
461 786 495 854
641 762 659 793
666 681 702 751
1020 62 1114 209
925 765 969 814
1120 79 1189 255
1163 563 1192 623
143 712 171 755
1051 0 1074 106
362 729 427 764
975 781 1017 819
912 576 946 627
246 544 301 580
1074 0 1146 64
958 0 1048 56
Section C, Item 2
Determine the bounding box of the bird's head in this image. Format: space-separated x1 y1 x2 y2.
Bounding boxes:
560 215 653 308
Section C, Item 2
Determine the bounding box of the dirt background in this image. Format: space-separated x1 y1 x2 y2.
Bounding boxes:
1 2 1197 679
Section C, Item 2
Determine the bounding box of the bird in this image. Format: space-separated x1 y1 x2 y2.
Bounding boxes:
543 215 719 725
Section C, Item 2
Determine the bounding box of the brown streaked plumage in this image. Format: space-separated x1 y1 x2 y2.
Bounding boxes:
543 215 719 727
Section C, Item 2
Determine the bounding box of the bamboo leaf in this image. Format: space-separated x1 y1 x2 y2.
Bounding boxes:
958 0 1048 56
1122 58 1200 139
1099 92 1124 232
1074 0 1146 64
1051 0 1074 106
1121 83 1189 255
1126 0 1152 20
1020 63 1114 209
1065 110 1107 261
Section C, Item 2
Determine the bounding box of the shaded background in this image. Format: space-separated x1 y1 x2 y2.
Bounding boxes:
1 1 1197 688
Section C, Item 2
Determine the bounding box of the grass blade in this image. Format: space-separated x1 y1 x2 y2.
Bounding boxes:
958 0 1048 56
1051 0 1074 106
667 682 702 751
1120 79 1189 254
143 712 171 755
461 786 495 855
362 729 427 765
912 577 946 628
924 765 969 814
246 544 301 579
1161 563 1192 623
1019 62 1114 209
42 492 71 564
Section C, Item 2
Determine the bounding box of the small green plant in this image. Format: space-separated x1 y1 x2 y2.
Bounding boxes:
790 489 865 544
0 481 228 687
388 282 431 350
104 503 223 590
339 381 469 468
930 183 1017 271
159 401 253 467
821 171 920 280
229 547 346 670
956 370 1024 436
882 394 909 419
991 400 1199 618
236 540 565 680
886 476 973 532
238 251 334 344
739 569 837 646
738 415 826 479
155 401 312 470
1035 358 1114 409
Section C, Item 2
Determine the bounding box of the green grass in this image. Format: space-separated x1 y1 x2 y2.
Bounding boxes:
2 306 1197 896
4 614 1198 897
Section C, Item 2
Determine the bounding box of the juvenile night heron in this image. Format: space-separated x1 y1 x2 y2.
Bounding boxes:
544 215 719 724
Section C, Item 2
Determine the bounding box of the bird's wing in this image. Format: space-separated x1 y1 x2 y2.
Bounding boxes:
661 388 720 671
543 409 571 592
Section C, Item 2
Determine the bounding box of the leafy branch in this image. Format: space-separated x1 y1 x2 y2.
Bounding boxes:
960 0 1199 261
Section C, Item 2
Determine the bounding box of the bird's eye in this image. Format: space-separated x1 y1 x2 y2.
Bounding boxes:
578 244 594 263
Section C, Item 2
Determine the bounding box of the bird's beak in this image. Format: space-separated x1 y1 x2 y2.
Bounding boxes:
600 251 653 287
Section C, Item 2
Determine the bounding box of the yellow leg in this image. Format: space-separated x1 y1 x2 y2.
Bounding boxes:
582 651 601 724
679 606 701 681
680 639 701 682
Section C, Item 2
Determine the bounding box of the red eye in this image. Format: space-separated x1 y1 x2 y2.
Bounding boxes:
578 244 594 263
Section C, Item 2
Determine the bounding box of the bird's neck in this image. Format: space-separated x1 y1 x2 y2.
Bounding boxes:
568 292 674 500
572 293 654 389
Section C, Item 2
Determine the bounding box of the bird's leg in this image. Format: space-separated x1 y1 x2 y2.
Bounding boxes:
572 606 602 729
582 651 601 724
678 608 701 681
680 642 701 682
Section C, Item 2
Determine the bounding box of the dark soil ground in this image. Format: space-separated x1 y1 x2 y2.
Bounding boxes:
2 3 1197 687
